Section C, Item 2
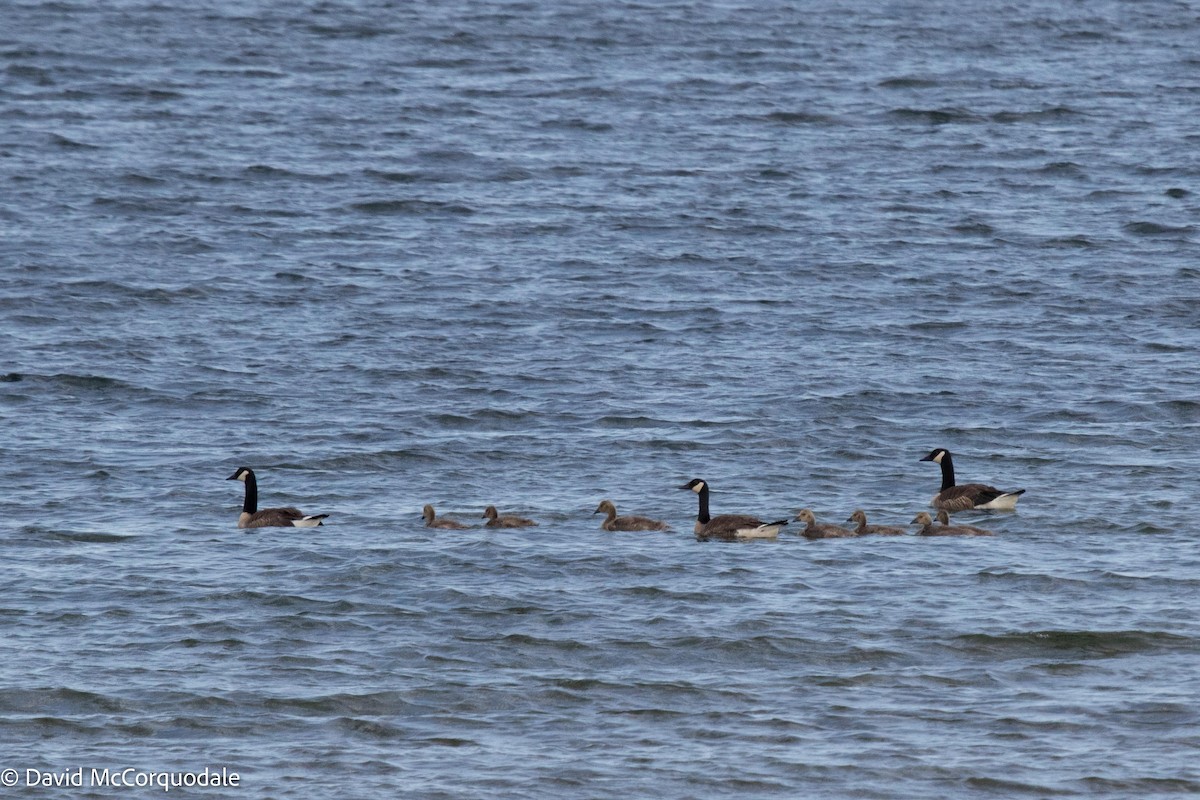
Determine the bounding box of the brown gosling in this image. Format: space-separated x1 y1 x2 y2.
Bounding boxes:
594 500 670 532
795 508 857 539
846 509 907 536
911 510 993 536
482 505 538 528
422 504 470 530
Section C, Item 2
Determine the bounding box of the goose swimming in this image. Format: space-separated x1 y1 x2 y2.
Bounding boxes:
593 499 671 531
422 504 470 529
678 478 787 540
920 448 1025 511
795 508 857 539
846 509 908 536
911 510 993 536
482 505 538 528
226 466 328 529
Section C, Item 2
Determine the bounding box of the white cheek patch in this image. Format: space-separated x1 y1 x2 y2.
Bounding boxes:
933 451 944 463
691 482 705 494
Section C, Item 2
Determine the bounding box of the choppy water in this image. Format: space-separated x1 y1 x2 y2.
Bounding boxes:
3 0 1199 796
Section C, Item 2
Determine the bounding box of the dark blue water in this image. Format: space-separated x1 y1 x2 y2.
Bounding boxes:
3 0 1199 797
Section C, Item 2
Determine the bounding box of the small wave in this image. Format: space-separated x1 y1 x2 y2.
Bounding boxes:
976 569 1091 589
539 118 613 132
7 373 134 392
966 776 1071 795
907 320 968 331
49 133 100 149
263 691 415 716
1123 221 1194 237
1037 161 1086 177
1081 777 1200 795
950 221 994 237
878 76 939 89
0 687 127 715
953 629 1197 660
335 717 407 739
347 199 474 215
758 110 839 126
991 106 1081 123
39 529 136 544
243 164 315 180
1040 235 1097 249
888 107 980 124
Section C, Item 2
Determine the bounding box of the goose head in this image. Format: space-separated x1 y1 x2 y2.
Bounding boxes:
594 500 617 516
795 508 817 524
911 511 934 525
482 506 499 521
227 466 254 482
678 479 707 493
847 509 867 525
920 448 949 464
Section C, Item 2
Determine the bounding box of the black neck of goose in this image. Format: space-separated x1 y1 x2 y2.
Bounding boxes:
696 485 711 524
242 473 258 514
939 454 956 491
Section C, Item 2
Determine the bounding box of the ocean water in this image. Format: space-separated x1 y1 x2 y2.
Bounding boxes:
3 0 1199 796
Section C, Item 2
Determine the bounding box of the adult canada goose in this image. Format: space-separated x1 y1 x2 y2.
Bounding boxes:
678 478 787 540
911 510 993 536
846 509 908 536
482 505 538 528
422 504 470 530
226 466 328 529
794 508 857 539
593 499 671 532
920 448 1025 511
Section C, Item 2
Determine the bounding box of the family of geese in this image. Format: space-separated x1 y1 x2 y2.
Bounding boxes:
228 448 1026 539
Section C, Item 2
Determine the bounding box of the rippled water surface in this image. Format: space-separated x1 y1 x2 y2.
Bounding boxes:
3 0 1199 797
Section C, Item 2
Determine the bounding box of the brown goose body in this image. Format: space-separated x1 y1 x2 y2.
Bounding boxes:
482 505 538 528
921 448 1025 511
594 500 670 532
795 508 857 539
227 467 328 529
846 509 908 536
423 504 470 529
911 511 993 536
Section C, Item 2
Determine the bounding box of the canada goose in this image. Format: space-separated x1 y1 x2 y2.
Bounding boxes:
920 448 1025 511
846 509 908 536
482 505 537 528
794 508 857 539
678 478 787 540
911 510 993 536
422 504 470 530
593 499 670 532
226 466 328 529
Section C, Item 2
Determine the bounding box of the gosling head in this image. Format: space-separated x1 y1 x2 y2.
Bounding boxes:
594 500 617 515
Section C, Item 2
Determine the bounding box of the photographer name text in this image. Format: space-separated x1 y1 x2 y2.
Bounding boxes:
2 767 240 792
